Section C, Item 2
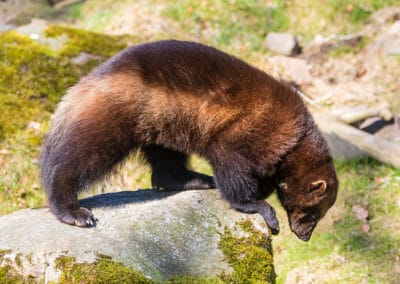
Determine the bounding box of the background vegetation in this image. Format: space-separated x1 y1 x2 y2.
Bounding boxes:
1 0 399 283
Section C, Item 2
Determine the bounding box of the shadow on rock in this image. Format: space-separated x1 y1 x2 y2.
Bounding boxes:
80 189 183 209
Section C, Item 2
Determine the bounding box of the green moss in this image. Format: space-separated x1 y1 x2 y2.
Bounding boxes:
14 253 23 269
0 249 11 259
218 220 275 284
55 255 152 284
0 31 71 142
0 25 131 144
164 275 225 283
0 249 27 284
45 25 129 57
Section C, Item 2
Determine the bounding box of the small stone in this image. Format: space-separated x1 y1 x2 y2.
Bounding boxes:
382 38 400 55
71 52 102 66
372 7 400 25
0 24 16 33
264 32 301 56
331 253 346 263
361 223 370 233
268 56 312 84
27 121 41 130
375 176 384 186
352 205 368 222
30 33 40 40
388 21 400 36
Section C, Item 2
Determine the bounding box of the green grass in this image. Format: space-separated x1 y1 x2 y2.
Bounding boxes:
64 1 84 20
76 0 129 32
74 0 400 50
161 0 289 51
286 0 400 43
327 0 399 24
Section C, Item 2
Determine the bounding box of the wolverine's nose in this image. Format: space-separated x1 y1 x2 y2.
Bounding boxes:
298 232 312 242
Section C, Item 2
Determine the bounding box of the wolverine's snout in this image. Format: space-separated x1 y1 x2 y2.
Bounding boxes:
289 212 318 242
290 222 317 242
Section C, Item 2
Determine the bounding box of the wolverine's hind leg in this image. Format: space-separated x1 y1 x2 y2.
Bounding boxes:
43 161 96 227
41 123 136 227
41 86 138 226
142 145 215 191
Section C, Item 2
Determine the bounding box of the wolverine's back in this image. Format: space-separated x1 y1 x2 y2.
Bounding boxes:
92 40 268 95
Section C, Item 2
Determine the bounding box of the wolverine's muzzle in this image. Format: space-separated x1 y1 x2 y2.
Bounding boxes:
290 222 317 241
289 213 319 242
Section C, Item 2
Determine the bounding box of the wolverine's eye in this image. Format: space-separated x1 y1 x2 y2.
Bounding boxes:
309 213 321 223
300 213 319 224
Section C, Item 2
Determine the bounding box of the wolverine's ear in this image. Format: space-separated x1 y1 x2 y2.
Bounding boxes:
309 180 327 196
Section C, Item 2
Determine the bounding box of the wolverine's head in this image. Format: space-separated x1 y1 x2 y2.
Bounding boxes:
276 132 339 241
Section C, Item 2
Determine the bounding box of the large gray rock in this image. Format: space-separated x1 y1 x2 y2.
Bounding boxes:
315 113 368 159
321 131 368 159
0 189 273 282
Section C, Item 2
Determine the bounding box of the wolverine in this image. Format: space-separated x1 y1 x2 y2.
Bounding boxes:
41 40 338 241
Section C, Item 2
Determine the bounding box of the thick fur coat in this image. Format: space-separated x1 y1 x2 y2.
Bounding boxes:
41 40 338 241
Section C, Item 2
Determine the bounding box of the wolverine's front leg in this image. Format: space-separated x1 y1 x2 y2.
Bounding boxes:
230 200 279 235
212 160 280 234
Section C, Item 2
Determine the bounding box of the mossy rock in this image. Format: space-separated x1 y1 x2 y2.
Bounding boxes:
0 190 275 283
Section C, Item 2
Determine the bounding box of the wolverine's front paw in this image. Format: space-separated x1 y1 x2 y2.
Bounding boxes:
260 205 280 235
56 207 97 227
230 200 280 235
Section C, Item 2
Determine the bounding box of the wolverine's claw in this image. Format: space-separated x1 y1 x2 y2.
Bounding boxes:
55 207 96 227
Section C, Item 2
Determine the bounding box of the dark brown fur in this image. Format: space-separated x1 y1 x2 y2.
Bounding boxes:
41 40 338 241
